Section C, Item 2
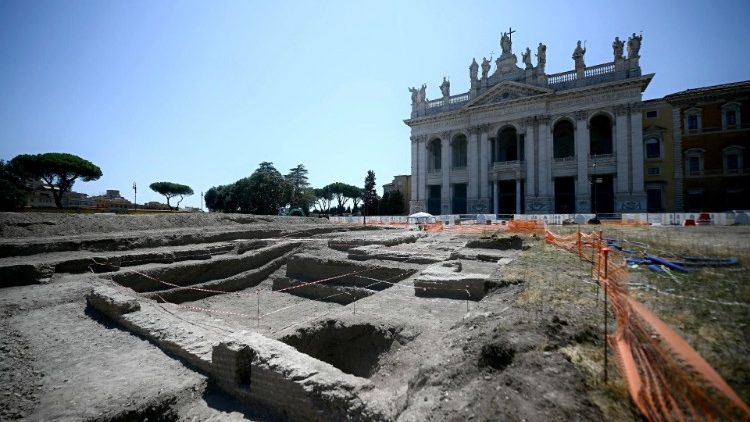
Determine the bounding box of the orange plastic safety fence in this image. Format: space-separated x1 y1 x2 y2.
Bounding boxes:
512 224 750 421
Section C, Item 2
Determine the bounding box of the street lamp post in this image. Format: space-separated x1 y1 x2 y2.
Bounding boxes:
132 182 137 212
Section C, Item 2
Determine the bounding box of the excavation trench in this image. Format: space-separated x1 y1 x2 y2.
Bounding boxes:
280 321 405 378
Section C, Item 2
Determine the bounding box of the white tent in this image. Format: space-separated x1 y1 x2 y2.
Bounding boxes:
408 212 436 224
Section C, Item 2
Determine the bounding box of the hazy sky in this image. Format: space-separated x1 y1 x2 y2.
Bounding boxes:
1 0 749 208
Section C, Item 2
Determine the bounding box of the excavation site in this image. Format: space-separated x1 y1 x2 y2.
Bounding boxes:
1 212 748 421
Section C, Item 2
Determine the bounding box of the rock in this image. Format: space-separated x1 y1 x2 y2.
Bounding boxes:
86 286 140 316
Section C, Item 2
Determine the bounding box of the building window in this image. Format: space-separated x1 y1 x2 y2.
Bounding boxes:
645 137 662 159
647 167 660 176
646 110 657 118
685 148 704 176
723 146 744 174
684 107 702 133
721 102 741 130
687 115 698 130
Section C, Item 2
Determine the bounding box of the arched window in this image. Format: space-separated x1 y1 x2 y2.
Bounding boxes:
589 114 613 156
451 135 467 169
553 120 575 158
428 139 442 171
497 127 517 162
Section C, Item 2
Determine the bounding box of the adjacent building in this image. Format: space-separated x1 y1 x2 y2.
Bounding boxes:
405 31 651 215
664 81 750 211
382 174 411 214
641 99 676 212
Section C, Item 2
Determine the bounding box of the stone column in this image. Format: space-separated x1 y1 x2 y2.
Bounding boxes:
574 111 590 211
630 104 645 196
615 105 629 194
537 116 551 198
441 134 451 214
515 179 522 214
479 125 490 200
523 118 536 197
467 128 478 201
410 136 418 202
417 137 427 203
493 180 499 214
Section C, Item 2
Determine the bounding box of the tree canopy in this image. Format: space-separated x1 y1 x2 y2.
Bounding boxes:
10 152 102 208
0 160 29 211
286 164 311 213
204 162 292 215
149 181 193 210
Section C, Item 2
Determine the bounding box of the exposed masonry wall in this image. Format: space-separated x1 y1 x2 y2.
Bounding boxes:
414 262 491 301
286 254 417 289
272 277 373 304
111 242 299 292
86 285 387 422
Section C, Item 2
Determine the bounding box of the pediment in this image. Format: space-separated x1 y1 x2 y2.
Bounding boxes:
465 81 552 109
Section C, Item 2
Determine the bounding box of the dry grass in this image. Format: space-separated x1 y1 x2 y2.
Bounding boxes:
547 224 750 403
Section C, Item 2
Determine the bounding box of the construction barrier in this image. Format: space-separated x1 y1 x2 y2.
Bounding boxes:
535 225 750 421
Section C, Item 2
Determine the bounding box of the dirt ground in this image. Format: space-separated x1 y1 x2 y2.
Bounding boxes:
0 212 746 421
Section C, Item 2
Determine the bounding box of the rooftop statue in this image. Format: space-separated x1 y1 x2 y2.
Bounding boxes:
440 77 450 97
522 47 533 69
627 32 642 58
408 84 427 106
470 58 479 81
572 40 586 68
536 42 546 67
481 57 491 79
612 36 625 60
500 32 512 54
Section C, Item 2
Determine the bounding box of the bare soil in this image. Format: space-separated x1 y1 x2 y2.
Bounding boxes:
1 212 746 421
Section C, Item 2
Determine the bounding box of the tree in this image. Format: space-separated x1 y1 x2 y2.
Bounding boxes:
363 170 379 221
149 182 193 210
343 184 363 211
11 153 102 208
314 186 333 214
246 162 291 215
285 164 310 210
379 190 405 215
0 160 29 211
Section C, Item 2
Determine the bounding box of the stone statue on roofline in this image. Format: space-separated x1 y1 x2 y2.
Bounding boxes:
500 32 512 54
481 57 491 79
612 36 625 60
536 42 546 68
572 40 586 68
408 84 428 106
627 32 642 58
470 58 479 81
522 47 533 69
440 77 450 97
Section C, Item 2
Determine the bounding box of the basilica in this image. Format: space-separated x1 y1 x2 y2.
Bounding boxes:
405 31 651 215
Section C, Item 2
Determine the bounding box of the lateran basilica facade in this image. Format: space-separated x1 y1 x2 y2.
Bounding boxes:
405 30 651 215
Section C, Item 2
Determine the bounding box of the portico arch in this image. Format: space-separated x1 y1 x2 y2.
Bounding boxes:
589 114 613 156
497 126 518 162
553 119 575 158
427 138 442 171
451 134 467 168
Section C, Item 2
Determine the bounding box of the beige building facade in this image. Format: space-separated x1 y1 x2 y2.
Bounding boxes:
405 32 652 215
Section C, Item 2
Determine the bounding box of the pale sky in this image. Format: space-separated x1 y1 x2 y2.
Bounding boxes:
1 0 749 208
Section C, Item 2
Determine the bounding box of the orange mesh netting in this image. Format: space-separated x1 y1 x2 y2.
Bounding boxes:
522 224 750 421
